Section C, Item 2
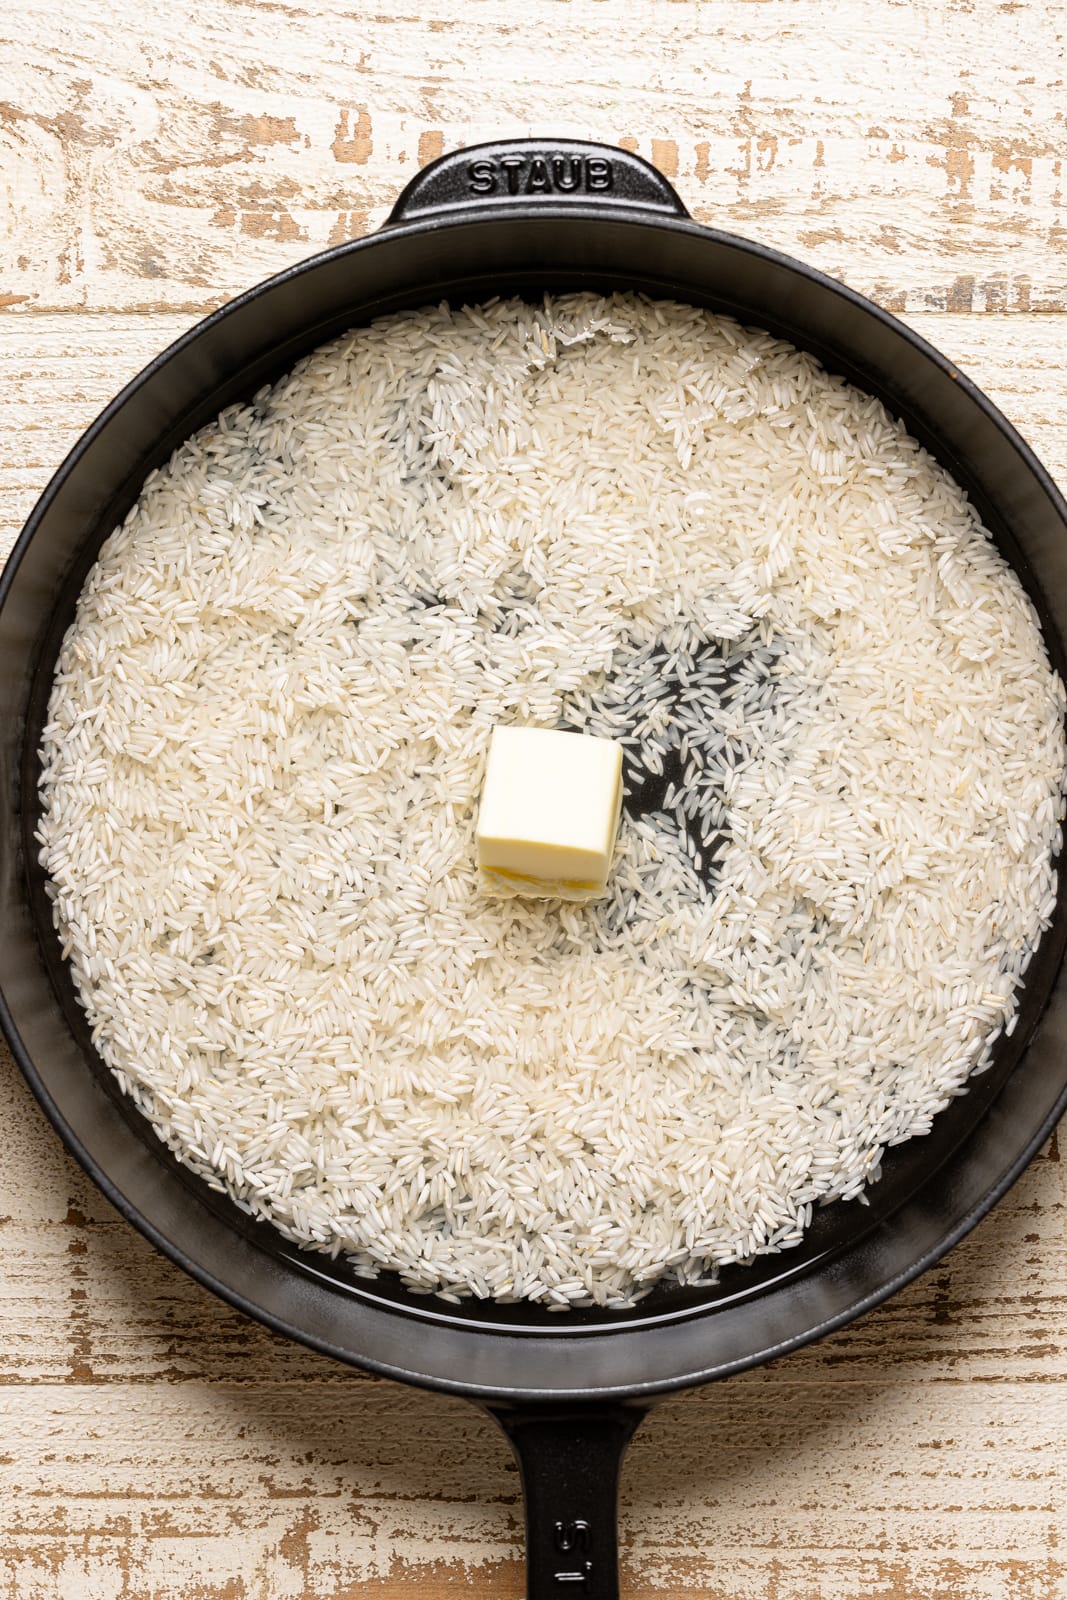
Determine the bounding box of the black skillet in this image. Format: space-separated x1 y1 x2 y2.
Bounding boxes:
2 140 1067 1598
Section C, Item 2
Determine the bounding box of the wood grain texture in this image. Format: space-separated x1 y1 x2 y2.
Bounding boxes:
1 0 1066 315
3 1 1067 1594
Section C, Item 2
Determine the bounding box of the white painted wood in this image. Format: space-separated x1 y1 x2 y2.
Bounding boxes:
1 0 1066 315
3 2 1067 1591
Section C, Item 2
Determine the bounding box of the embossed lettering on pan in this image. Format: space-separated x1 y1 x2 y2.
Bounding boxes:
467 154 614 196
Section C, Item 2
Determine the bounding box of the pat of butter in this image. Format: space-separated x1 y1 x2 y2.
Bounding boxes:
477 725 624 901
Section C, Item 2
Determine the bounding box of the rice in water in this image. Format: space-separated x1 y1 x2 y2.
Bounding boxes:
38 294 1067 1307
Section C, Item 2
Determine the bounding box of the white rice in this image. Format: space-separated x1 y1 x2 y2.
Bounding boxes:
37 293 1067 1308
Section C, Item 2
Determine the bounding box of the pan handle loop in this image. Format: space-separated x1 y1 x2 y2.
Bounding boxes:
486 1401 650 1600
385 139 690 226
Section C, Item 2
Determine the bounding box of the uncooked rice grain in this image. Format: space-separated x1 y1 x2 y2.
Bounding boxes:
37 293 1067 1307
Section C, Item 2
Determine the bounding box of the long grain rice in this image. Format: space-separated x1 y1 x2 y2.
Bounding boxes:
37 293 1067 1307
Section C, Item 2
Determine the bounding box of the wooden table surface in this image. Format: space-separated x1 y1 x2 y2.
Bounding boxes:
2 2 1066 1595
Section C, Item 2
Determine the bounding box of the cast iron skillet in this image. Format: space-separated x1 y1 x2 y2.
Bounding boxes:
3 139 1067 1598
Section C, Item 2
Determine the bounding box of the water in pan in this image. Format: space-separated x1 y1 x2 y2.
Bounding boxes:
36 294 1067 1308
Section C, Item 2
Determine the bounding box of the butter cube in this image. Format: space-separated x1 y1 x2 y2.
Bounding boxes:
477 725 624 901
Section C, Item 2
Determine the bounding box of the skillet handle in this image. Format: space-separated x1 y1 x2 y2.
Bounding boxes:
487 1401 650 1600
386 138 690 225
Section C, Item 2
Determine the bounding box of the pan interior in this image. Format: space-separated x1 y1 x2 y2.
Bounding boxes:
13 249 1067 1342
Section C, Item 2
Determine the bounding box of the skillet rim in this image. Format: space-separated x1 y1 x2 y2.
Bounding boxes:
3 194 1067 1401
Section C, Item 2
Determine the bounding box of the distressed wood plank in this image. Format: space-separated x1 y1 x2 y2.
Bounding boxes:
1 0 1067 315
0 1329 1064 1597
4 3 1067 1586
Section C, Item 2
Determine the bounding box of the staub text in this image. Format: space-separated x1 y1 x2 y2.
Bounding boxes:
467 154 615 196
